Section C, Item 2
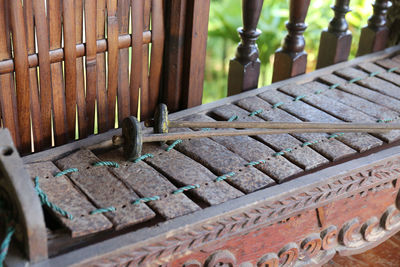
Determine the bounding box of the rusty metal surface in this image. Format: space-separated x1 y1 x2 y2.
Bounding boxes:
25 162 113 237
211 104 329 170
98 149 201 220
301 81 400 143
141 144 244 206
319 74 400 113
277 84 384 152
167 119 275 192
55 149 155 230
335 67 400 100
236 95 356 161
188 114 303 183
358 62 400 86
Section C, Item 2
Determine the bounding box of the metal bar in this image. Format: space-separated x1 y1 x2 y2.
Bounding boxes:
168 120 400 130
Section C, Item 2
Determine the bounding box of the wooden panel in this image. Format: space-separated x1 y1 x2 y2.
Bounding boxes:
195 114 303 183
9 0 32 153
358 62 400 86
106 0 119 129
0 0 19 147
96 0 108 133
168 117 275 192
375 58 400 75
117 0 131 124
259 87 383 152
63 0 77 140
23 0 42 151
212 104 329 170
141 144 244 206
236 96 356 161
140 0 151 119
26 162 113 237
319 74 400 113
99 149 201 220
48 0 67 145
84 0 98 135
55 149 155 229
335 67 400 100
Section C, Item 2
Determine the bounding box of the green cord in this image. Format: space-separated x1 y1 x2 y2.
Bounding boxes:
248 109 263 117
132 196 161 205
166 140 183 151
245 160 266 166
90 206 116 215
92 161 120 168
133 153 154 163
54 168 79 177
173 184 200 194
215 172 236 182
0 226 15 267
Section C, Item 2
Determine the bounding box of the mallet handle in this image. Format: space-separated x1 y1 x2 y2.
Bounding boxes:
168 121 400 130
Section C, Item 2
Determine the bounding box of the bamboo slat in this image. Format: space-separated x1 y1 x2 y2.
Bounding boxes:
75 0 87 139
107 0 119 129
48 0 67 146
63 0 77 140
130 0 144 117
96 0 108 133
85 0 98 135
9 0 32 153
117 0 131 124
0 0 19 147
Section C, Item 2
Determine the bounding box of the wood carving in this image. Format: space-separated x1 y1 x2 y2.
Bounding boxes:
78 157 400 266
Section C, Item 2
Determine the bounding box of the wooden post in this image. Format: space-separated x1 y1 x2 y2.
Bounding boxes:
357 0 390 56
227 0 264 96
387 0 400 46
316 0 352 69
272 0 311 83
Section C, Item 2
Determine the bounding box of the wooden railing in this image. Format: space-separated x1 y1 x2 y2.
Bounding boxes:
228 0 397 96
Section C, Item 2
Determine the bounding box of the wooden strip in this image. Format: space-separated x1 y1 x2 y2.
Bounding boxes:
55 149 155 229
63 0 77 140
130 0 144 116
9 0 32 153
148 0 165 115
24 0 42 152
98 149 201 219
85 0 98 135
375 58 400 75
169 119 276 192
48 0 68 145
33 0 54 149
335 67 400 100
117 0 131 124
96 0 108 133
358 62 400 87
140 0 151 119
106 0 119 129
26 162 113 238
301 81 400 143
212 104 329 170
236 96 356 161
319 74 400 113
181 114 302 183
141 144 243 206
0 0 19 147
75 0 87 138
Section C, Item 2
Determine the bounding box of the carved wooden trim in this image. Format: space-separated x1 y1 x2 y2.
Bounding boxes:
78 157 400 266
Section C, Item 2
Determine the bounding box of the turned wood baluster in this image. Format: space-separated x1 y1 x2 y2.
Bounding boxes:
357 0 391 56
227 0 264 96
272 0 310 83
316 0 352 69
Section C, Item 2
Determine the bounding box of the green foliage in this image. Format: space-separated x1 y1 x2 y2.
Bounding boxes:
203 0 371 104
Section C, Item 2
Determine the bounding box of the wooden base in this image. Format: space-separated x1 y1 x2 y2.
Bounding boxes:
272 49 307 82
317 31 352 69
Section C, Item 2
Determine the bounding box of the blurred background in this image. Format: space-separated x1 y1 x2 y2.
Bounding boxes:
203 0 371 103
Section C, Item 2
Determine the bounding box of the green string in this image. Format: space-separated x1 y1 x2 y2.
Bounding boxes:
92 161 119 168
369 71 381 77
132 196 160 205
248 109 263 117
314 89 324 95
245 160 266 166
227 115 239 122
329 83 340 89
293 95 306 101
90 206 116 215
377 118 394 123
388 67 398 72
348 77 362 84
0 226 15 267
215 172 236 182
272 102 284 109
301 140 319 147
173 184 200 194
54 168 79 177
133 153 154 163
34 177 74 220
166 139 183 151
273 148 293 157
328 133 344 139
